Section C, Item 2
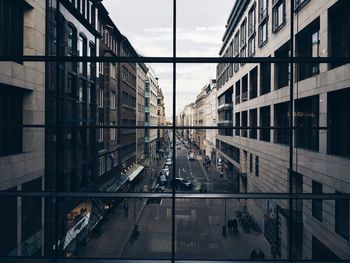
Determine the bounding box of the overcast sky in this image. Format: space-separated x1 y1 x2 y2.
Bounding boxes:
103 0 235 118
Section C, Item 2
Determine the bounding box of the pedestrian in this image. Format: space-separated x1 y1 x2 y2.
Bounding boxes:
271 244 278 259
227 219 233 235
232 218 238 234
250 249 258 259
258 249 265 259
123 200 129 218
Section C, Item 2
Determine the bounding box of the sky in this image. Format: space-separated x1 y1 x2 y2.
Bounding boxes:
103 0 235 118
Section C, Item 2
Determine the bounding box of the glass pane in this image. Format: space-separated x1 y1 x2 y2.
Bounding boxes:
0 196 45 257
294 64 350 194
175 198 289 260
53 197 172 259
177 0 234 57
101 0 173 57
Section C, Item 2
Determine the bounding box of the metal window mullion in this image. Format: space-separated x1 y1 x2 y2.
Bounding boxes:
289 0 295 261
171 0 177 262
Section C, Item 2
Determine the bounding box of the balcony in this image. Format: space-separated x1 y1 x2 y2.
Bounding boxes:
218 103 233 111
145 106 150 113
241 92 248 102
144 91 150 98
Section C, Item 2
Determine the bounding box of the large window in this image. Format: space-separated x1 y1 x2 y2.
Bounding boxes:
0 0 23 57
248 4 256 56
272 0 285 32
312 181 322 222
335 192 349 241
0 84 23 157
258 0 268 46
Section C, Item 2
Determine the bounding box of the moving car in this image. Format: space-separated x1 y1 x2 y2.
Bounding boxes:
173 177 193 190
188 152 196 160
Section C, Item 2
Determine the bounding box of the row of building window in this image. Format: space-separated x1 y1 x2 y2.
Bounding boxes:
217 0 314 90
121 67 136 89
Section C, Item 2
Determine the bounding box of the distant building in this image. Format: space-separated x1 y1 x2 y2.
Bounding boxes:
203 80 218 163
136 63 148 162
157 87 166 154
145 67 158 160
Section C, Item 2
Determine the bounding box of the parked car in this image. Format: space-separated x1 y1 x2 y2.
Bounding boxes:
165 158 172 166
162 166 170 177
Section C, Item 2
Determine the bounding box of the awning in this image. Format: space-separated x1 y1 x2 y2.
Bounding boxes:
128 164 145 182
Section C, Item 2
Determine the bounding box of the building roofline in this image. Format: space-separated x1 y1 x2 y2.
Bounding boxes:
219 0 249 55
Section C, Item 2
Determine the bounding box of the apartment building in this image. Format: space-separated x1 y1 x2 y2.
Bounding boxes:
193 84 210 152
97 5 120 187
204 80 218 163
216 0 350 260
119 38 138 169
0 0 45 256
136 63 149 162
144 67 158 160
46 0 103 256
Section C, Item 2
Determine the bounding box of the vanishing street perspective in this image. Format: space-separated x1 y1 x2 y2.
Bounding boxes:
0 0 350 262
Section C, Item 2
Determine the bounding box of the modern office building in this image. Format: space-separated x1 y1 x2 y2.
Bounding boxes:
144 67 158 160
0 0 46 256
216 0 350 259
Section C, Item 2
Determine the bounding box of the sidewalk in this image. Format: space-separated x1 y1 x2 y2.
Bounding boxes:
77 158 165 258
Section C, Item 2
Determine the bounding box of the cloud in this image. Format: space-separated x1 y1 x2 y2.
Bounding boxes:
103 0 234 117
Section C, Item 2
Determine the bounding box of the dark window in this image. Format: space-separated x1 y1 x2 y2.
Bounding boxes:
327 88 350 157
275 101 290 145
0 0 24 57
295 0 310 11
260 106 271 142
235 80 240 104
249 66 258 99
335 192 349 240
21 178 42 241
312 181 322 222
242 111 248 137
235 112 240 136
240 20 247 65
248 5 256 56
329 0 350 69
275 41 290 89
296 18 320 81
255 156 259 177
0 187 17 256
0 84 23 157
242 74 248 102
234 32 239 72
249 109 257 139
260 62 271 95
249 153 253 173
272 0 285 32
258 0 268 46
295 95 319 151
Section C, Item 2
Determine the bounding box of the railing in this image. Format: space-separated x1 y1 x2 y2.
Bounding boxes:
235 95 240 104
242 92 248 102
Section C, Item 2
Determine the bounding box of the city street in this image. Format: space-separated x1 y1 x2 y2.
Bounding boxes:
78 134 273 260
